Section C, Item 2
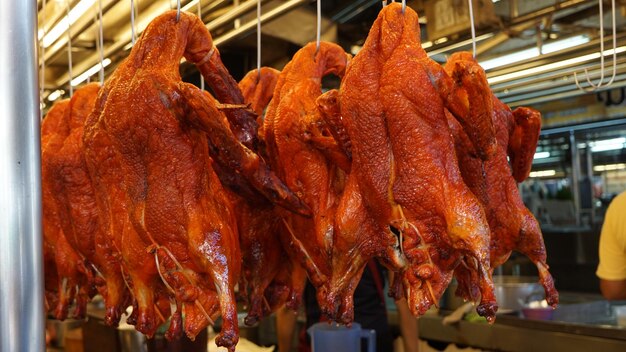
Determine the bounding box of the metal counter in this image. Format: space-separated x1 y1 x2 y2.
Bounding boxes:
418 310 626 352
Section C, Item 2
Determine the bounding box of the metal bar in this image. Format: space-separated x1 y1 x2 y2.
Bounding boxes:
0 0 45 351
540 117 626 136
213 0 308 46
570 131 581 227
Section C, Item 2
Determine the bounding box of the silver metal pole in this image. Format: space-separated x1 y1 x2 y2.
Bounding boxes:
569 131 581 227
0 0 45 351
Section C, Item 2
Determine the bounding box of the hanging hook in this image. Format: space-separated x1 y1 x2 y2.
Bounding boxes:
98 0 105 86
467 0 476 57
315 0 321 56
66 0 74 96
401 0 406 14
198 0 205 90
130 0 136 45
256 0 262 82
176 0 181 22
40 0 48 120
573 0 617 92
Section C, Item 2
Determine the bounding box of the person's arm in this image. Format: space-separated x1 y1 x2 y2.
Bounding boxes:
597 193 626 300
276 305 298 352
600 279 626 300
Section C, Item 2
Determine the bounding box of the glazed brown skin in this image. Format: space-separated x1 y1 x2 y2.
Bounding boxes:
234 67 305 325
263 42 352 320
238 67 280 119
45 83 131 326
447 90 558 307
340 4 497 319
82 11 303 350
509 107 542 182
42 99 73 319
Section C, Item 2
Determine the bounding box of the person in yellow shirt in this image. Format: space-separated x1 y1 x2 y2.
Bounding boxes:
597 191 626 300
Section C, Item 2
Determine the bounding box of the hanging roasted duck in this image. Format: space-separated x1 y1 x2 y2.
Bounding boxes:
338 3 498 319
42 98 94 320
444 52 557 307
263 42 363 322
82 11 305 351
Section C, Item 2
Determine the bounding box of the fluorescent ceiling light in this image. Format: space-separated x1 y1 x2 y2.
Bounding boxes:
529 170 556 178
427 33 494 57
534 151 550 159
70 58 111 86
47 89 65 102
488 45 626 85
590 137 625 152
182 0 200 12
43 0 97 48
422 41 433 49
593 163 626 172
480 35 589 71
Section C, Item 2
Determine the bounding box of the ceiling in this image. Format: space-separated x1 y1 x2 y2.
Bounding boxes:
36 0 626 111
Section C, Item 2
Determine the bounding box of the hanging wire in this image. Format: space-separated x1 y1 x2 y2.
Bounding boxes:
315 0 321 54
66 0 74 96
98 0 105 85
176 0 181 22
573 0 617 92
256 0 261 81
198 0 205 90
468 0 476 57
130 0 137 45
401 0 406 13
40 0 47 120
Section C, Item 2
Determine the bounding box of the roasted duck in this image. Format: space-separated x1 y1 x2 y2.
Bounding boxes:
82 11 304 350
339 3 497 319
263 42 356 321
443 53 557 306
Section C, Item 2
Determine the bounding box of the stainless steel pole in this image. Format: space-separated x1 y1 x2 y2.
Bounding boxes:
0 0 45 351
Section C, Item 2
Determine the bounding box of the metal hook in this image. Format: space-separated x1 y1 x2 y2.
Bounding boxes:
257 0 262 82
401 0 406 13
468 0 476 58
66 0 73 96
40 0 47 120
573 0 617 92
198 0 205 90
176 0 181 22
315 0 321 56
130 0 136 45
98 0 104 86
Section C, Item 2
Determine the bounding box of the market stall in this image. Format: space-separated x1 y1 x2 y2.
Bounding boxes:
2 0 626 351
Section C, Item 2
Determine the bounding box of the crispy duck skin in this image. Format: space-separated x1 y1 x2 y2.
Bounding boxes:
46 83 130 326
42 99 76 320
509 107 542 182
339 4 497 319
233 66 303 325
82 11 303 349
263 42 352 319
238 67 281 119
446 83 558 307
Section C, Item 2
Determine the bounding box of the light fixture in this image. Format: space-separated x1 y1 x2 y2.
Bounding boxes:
43 0 97 48
434 37 449 45
70 58 111 86
421 41 433 49
529 170 556 178
426 33 494 57
533 151 550 159
593 163 626 172
182 0 200 12
590 137 626 152
479 35 589 71
488 45 626 85
47 89 65 102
